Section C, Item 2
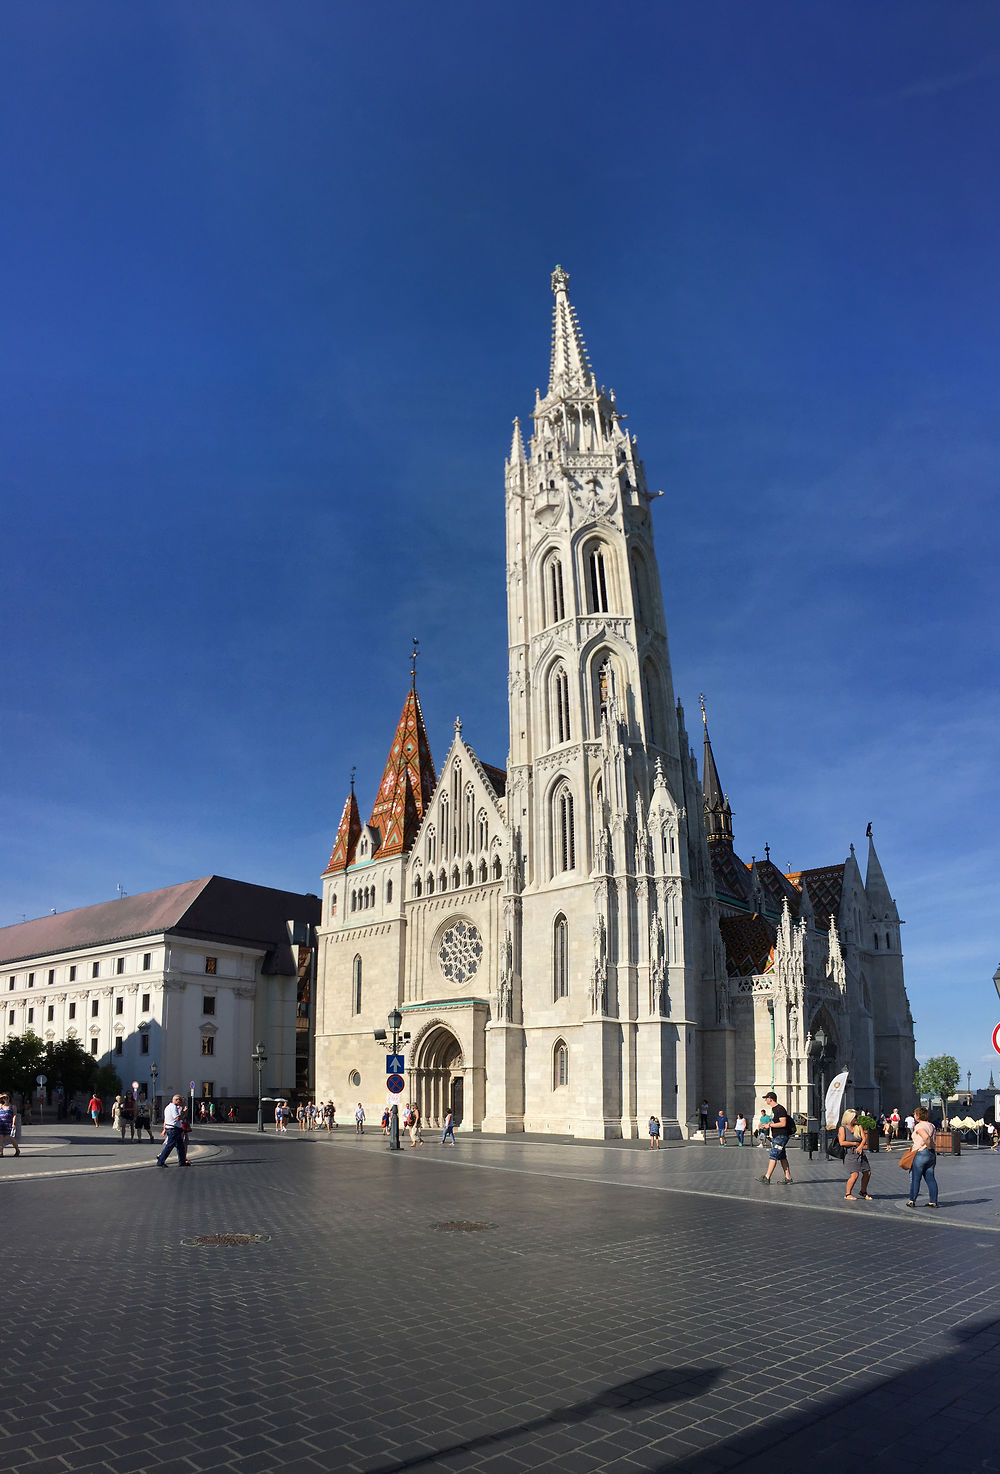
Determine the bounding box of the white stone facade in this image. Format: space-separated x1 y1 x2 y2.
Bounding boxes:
314 268 916 1137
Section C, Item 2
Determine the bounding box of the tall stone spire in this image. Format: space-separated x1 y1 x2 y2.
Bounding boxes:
548 265 594 393
368 685 436 858
864 827 899 921
700 697 733 846
508 417 525 465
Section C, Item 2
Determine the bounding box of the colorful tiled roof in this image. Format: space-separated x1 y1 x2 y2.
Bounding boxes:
719 913 775 978
323 790 362 876
787 864 845 931
368 687 436 858
710 845 751 904
756 858 801 916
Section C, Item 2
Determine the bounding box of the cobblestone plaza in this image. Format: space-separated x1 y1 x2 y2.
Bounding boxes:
3 1129 998 1473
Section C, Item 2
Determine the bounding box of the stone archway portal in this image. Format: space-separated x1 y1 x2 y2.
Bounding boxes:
410 1025 464 1131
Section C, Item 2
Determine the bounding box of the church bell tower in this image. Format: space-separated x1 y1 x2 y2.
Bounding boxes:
492 266 720 1139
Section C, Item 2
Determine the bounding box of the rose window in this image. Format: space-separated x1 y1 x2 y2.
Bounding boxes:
438 920 483 986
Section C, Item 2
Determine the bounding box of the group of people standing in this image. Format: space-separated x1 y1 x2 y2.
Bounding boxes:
110 1093 155 1141
293 1100 337 1131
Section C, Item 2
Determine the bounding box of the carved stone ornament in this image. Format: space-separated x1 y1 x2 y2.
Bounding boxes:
438 920 484 987
569 473 617 519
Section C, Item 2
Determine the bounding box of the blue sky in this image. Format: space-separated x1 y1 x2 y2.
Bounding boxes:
2 4 998 1084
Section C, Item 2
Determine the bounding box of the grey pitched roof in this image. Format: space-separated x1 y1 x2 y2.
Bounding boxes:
0 877 320 969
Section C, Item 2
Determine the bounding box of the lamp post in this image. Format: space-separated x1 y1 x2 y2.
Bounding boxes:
149 1062 159 1122
251 1041 267 1134
811 1026 828 1159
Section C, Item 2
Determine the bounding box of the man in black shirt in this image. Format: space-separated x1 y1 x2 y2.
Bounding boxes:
759 1090 793 1184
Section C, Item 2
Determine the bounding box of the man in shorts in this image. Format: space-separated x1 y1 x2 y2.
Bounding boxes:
759 1091 793 1184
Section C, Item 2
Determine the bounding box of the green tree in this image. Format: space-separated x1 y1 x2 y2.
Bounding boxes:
94 1063 123 1101
42 1038 97 1108
0 1030 46 1098
914 1055 961 1107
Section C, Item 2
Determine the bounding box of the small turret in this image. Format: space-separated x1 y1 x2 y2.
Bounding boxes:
700 696 734 847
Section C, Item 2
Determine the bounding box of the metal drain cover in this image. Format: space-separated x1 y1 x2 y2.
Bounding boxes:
182 1233 270 1247
432 1221 494 1232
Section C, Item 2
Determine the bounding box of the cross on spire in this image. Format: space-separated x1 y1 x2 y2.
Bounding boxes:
410 637 420 690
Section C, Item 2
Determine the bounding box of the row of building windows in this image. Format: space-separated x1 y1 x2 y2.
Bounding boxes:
412 856 502 898
5 992 216 1020
349 882 392 912
6 954 218 990
539 541 658 631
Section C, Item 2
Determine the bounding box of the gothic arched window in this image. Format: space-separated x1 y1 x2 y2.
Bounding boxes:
352 956 362 1015
386 879 393 904
413 874 422 898
553 783 576 874
478 810 489 852
551 664 571 746
553 914 568 999
426 826 436 865
492 855 502 880
584 540 611 613
426 873 434 896
543 553 566 625
553 1039 569 1089
478 859 488 883
464 862 474 887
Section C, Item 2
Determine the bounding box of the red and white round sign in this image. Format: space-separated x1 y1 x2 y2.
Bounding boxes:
992 1021 1000 1056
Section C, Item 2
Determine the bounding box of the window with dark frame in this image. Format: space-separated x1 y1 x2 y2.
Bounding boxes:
116 957 125 975
69 1002 76 1019
92 962 99 979
47 1005 54 1021
114 1038 123 1055
28 973 34 987
90 1039 98 1055
140 1034 149 1055
91 999 99 1017
48 969 54 985
142 953 151 971
205 957 217 975
203 995 216 1015
141 993 150 1012
115 997 124 1015
201 1036 214 1056
69 966 76 981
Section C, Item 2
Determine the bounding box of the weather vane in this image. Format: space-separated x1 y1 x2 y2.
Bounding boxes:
410 637 420 689
699 692 708 728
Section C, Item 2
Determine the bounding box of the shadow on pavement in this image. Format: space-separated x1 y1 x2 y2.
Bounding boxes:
659 1317 1000 1473
387 1366 723 1471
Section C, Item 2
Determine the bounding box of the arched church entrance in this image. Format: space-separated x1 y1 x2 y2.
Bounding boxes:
410 1025 465 1130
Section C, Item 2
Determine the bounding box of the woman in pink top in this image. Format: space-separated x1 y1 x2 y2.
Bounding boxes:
907 1106 939 1209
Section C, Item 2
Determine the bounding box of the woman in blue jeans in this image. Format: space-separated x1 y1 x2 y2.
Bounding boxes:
907 1106 939 1208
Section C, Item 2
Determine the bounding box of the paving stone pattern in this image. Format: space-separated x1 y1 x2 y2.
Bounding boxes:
3 1130 999 1473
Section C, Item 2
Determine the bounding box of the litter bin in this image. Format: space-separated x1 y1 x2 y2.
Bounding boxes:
799 1129 819 1154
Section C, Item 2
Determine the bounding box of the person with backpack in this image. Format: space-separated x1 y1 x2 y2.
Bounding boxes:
759 1090 794 1185
648 1114 661 1149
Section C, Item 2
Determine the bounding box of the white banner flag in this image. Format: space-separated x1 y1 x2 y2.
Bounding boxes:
824 1070 849 1128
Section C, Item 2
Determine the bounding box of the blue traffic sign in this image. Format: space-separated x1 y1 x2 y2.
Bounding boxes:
386 1074 405 1094
386 1055 405 1074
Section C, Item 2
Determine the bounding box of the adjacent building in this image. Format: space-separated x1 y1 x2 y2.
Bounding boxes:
0 877 320 1104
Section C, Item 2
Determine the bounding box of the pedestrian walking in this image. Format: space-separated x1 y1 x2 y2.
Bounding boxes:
111 1096 129 1140
904 1113 915 1140
123 1094 136 1140
0 1092 21 1158
409 1104 423 1146
734 1113 747 1146
757 1106 772 1147
134 1096 154 1141
381 1107 391 1136
838 1108 873 1200
884 1110 895 1152
759 1091 794 1184
88 1093 102 1127
716 1108 728 1145
156 1095 190 1167
355 1102 365 1135
906 1106 940 1209
441 1108 456 1145
323 1100 335 1132
698 1099 709 1132
648 1114 661 1149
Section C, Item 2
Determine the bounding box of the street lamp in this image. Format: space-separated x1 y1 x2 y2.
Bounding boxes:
811 1026 828 1159
993 964 1000 1003
251 1041 267 1134
149 1062 159 1122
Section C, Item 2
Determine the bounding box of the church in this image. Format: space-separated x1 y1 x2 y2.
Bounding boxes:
314 268 916 1138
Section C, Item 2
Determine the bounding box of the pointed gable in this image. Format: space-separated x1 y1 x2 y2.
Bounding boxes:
323 790 362 875
368 687 436 859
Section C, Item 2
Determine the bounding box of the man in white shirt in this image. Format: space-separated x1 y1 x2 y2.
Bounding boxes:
156 1094 189 1167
